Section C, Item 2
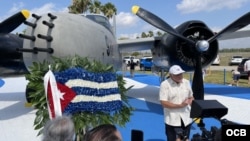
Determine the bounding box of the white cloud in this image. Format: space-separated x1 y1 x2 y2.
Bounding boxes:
141 24 157 33
0 2 25 22
211 26 222 32
177 0 250 14
116 12 139 27
30 3 68 16
8 2 25 14
115 11 164 39
7 2 68 33
115 12 142 39
0 2 68 22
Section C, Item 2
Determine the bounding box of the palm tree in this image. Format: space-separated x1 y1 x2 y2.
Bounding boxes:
68 1 118 36
89 0 102 14
101 2 117 36
141 32 148 38
68 0 91 14
156 31 163 37
101 2 117 19
148 31 154 37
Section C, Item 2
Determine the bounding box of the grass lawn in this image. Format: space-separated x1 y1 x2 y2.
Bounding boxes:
134 52 250 87
185 70 249 87
136 70 249 88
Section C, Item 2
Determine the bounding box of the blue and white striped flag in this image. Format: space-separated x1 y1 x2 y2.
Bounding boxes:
53 67 122 114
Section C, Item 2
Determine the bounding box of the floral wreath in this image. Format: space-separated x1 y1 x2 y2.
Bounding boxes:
25 56 134 137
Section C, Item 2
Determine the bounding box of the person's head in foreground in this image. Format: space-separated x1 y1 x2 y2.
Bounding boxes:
42 116 75 141
83 124 122 141
169 65 185 83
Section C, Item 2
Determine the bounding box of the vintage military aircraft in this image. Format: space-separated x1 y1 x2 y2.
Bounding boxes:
0 10 120 75
1 6 250 101
128 5 250 100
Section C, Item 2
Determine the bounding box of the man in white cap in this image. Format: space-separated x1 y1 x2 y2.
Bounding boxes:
159 65 194 141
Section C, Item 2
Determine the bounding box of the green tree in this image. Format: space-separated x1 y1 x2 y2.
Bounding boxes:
69 0 117 19
156 31 163 37
148 31 154 37
68 0 91 14
89 0 102 14
118 37 130 40
131 52 140 57
141 32 147 38
102 2 117 19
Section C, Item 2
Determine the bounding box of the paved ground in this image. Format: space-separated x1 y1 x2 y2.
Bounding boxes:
1 74 249 141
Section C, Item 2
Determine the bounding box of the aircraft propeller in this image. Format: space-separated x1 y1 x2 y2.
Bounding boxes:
0 10 30 33
132 5 250 100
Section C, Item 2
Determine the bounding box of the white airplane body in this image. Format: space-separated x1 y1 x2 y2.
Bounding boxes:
21 13 121 71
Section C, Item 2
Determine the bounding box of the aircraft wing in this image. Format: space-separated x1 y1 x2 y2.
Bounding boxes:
117 37 161 53
117 28 250 52
218 29 250 40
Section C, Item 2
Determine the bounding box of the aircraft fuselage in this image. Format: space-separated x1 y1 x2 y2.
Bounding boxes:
21 13 121 71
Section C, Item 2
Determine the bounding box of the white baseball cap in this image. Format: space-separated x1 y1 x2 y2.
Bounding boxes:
169 65 185 75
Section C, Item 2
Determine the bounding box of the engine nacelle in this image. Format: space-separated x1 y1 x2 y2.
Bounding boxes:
152 20 218 72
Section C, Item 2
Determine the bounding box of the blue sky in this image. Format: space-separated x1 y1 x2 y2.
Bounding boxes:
1 0 250 48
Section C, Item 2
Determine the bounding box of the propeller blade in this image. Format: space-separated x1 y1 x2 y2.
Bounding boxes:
208 11 250 43
0 10 30 33
131 5 195 45
192 54 204 100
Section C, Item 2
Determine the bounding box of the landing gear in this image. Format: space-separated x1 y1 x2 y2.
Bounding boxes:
152 66 169 83
159 69 167 83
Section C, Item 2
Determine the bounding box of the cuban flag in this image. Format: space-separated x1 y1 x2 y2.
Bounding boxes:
44 67 122 118
44 69 64 119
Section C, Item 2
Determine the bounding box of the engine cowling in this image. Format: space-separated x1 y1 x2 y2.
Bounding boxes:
152 20 218 72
